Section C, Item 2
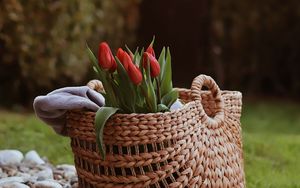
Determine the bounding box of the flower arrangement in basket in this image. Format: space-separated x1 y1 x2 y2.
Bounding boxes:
66 38 245 187
87 38 179 159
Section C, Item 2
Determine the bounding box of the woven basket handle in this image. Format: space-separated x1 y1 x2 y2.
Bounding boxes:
87 80 105 92
191 74 225 128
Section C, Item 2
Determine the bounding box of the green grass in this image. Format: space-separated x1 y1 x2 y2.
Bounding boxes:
241 100 300 188
0 111 73 164
0 100 300 187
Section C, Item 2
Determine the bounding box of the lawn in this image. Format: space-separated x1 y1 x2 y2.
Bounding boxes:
0 100 299 187
0 110 73 164
242 100 300 188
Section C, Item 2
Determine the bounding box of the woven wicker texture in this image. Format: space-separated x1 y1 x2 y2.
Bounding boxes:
66 75 245 188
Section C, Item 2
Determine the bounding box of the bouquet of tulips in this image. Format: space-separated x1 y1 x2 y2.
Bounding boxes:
86 38 178 159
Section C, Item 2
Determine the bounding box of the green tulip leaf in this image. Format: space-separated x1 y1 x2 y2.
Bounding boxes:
150 35 155 47
133 52 140 66
157 103 169 112
93 66 99 74
138 48 145 69
161 47 173 97
86 45 101 76
95 107 119 160
161 88 178 108
134 84 144 108
125 44 134 55
132 48 139 65
114 57 136 112
145 62 157 112
158 47 166 82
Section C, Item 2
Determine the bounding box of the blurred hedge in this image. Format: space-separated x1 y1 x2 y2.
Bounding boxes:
0 0 140 106
138 0 300 98
2 0 299 107
210 0 300 97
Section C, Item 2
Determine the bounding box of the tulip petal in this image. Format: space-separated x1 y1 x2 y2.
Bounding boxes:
98 42 114 70
143 52 160 77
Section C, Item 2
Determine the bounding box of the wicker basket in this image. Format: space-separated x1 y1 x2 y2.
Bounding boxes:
66 74 245 188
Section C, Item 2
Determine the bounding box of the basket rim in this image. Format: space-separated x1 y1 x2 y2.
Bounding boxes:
68 89 242 119
69 99 196 118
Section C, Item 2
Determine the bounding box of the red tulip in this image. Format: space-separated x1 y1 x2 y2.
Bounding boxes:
117 48 131 71
146 45 155 57
143 52 160 77
98 42 117 72
127 63 143 85
117 48 142 85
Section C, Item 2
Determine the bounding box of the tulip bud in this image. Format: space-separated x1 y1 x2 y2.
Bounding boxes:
98 42 117 72
146 45 155 57
127 63 143 85
117 48 131 71
117 48 142 84
143 52 160 77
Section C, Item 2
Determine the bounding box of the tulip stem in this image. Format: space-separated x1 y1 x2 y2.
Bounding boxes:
105 73 117 107
110 73 114 80
155 77 161 104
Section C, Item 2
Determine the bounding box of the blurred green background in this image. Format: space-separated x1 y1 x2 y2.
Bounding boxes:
0 0 299 187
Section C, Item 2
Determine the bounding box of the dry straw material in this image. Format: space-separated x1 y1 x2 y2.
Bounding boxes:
66 74 245 188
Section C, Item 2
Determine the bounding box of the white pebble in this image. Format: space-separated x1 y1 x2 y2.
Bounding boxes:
34 180 63 188
16 172 31 179
23 150 45 165
35 168 54 181
56 164 76 172
0 150 77 187
0 182 30 188
0 150 23 165
0 176 25 185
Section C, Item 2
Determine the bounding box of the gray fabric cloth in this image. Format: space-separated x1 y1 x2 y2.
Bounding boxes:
33 86 105 136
